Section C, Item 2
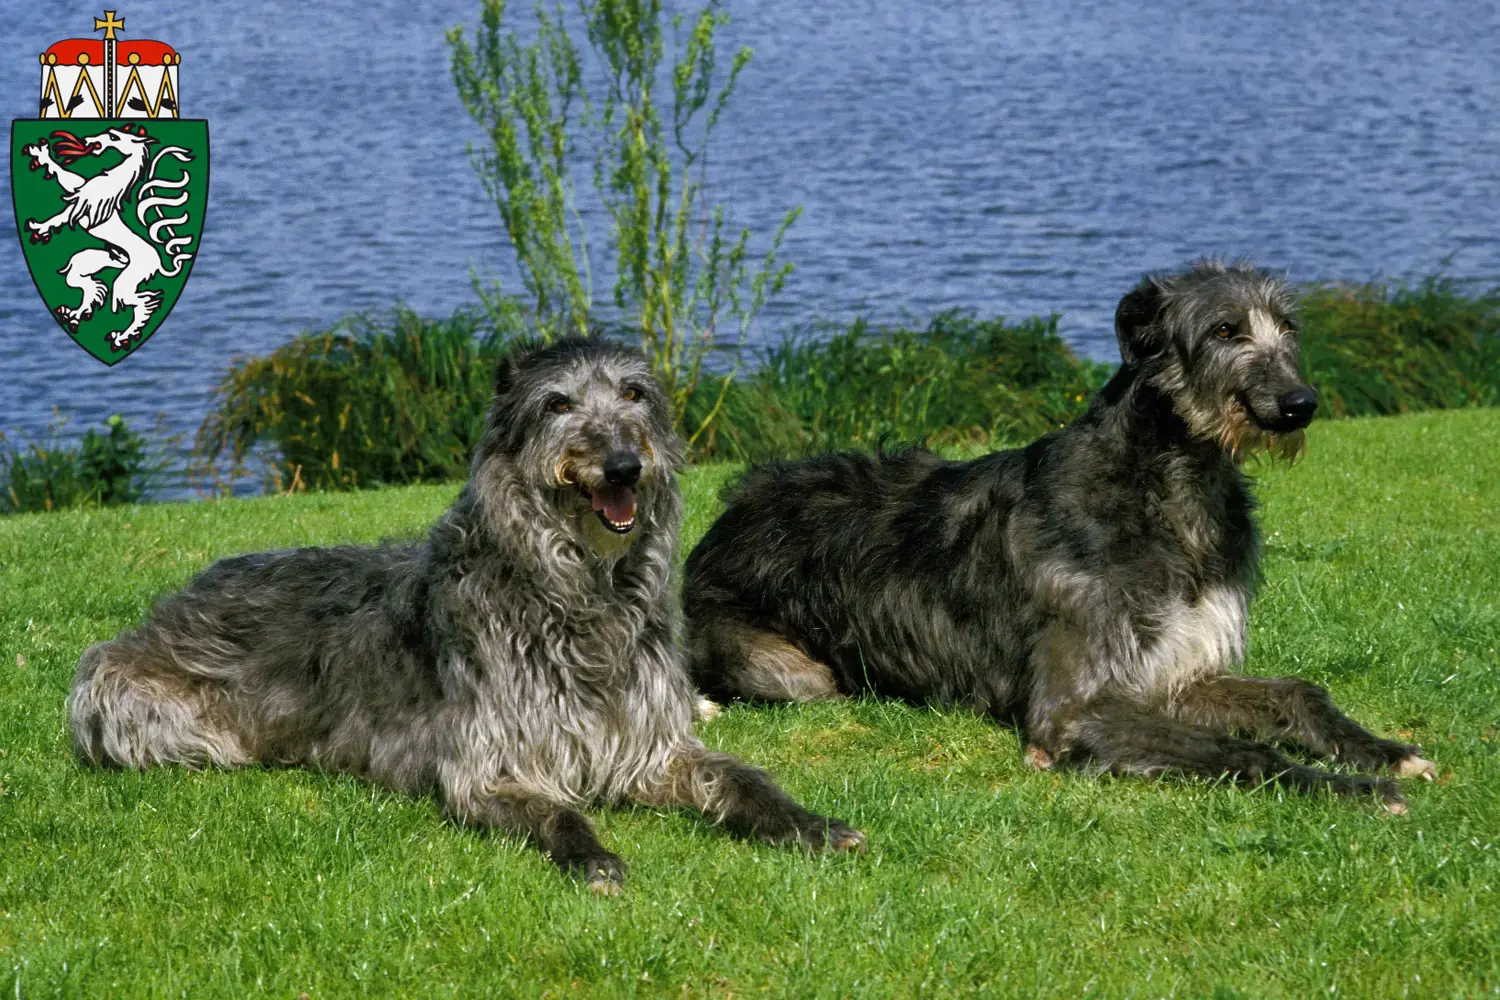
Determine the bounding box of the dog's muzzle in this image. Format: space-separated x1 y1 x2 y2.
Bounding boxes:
1243 386 1318 434
1270 388 1318 432
578 451 643 534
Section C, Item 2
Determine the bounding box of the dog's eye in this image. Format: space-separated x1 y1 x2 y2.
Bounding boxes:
1214 322 1236 339
547 396 571 414
621 386 642 403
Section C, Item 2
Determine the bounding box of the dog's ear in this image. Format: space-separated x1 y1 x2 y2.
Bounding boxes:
492 355 516 400
1114 278 1166 365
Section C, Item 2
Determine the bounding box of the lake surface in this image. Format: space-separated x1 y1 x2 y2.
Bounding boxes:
3 0 1498 485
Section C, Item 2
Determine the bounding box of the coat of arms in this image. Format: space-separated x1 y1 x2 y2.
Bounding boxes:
10 11 208 365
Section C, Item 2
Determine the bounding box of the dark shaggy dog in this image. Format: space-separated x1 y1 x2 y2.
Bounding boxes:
69 338 864 892
685 261 1436 811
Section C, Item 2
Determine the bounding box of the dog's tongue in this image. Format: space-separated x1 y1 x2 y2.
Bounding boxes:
591 484 636 524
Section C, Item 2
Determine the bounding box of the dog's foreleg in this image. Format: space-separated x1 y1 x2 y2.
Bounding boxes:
643 746 866 852
1170 675 1436 780
1049 694 1409 811
443 788 626 894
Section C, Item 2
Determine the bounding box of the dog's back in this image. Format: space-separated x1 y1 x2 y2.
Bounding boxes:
686 444 1037 715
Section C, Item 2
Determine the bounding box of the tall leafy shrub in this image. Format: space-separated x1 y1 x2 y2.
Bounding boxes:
448 0 797 447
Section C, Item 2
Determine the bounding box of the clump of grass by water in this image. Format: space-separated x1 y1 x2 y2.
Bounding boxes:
1299 278 1500 417
185 278 1499 495
0 412 167 515
195 308 506 493
690 310 1113 462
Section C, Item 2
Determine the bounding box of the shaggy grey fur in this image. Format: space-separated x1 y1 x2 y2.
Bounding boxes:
685 260 1437 811
70 338 864 892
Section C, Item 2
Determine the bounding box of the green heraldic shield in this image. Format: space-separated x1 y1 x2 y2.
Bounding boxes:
10 13 208 365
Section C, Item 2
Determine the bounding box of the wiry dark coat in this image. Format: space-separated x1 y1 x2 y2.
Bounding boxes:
686 261 1435 809
69 338 863 892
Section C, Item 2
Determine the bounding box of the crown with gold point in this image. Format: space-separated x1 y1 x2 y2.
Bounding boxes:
37 11 182 120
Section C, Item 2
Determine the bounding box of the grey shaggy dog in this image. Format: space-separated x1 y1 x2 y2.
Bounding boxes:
685 260 1437 812
69 338 864 893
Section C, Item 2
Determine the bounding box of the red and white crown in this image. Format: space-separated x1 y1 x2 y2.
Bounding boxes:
37 11 181 120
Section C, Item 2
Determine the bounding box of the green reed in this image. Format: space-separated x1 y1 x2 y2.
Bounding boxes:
194 308 505 493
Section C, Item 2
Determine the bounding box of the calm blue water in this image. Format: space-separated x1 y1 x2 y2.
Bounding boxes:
3 0 1498 484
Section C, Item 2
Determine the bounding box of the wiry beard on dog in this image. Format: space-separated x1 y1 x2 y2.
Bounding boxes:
1212 407 1306 464
1152 367 1309 465
553 457 651 561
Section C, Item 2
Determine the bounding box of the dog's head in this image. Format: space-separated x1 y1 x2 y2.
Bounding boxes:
1114 259 1314 462
478 337 683 558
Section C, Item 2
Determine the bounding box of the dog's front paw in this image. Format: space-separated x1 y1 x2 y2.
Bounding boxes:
1394 754 1437 782
1023 744 1055 770
558 851 627 895
776 814 867 854
1359 775 1409 814
1324 770 1408 813
823 819 867 853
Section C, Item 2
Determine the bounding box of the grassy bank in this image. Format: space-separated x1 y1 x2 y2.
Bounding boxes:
1 408 1496 997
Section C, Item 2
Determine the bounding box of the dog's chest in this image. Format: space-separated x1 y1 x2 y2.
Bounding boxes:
1125 583 1248 698
470 625 690 803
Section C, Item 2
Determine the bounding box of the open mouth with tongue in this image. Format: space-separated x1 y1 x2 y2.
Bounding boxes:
578 483 637 534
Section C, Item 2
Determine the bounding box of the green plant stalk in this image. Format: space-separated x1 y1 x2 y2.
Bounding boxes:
452 0 797 444
449 1 592 340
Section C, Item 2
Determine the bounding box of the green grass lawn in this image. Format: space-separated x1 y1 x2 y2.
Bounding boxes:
2 409 1497 998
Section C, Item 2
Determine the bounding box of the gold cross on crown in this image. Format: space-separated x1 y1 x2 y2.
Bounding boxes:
94 10 125 40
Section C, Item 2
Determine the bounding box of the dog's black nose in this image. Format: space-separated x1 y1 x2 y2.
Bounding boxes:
1276 389 1319 428
603 451 642 487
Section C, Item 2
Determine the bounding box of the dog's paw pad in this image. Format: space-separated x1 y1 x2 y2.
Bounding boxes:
829 826 867 854
587 873 624 896
1382 796 1409 815
565 853 626 894
695 697 724 721
1023 745 1055 770
1394 755 1437 781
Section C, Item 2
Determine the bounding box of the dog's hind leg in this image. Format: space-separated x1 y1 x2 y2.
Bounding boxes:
641 746 866 852
1050 694 1410 811
442 784 626 894
68 638 249 770
688 616 842 703
1169 675 1436 779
